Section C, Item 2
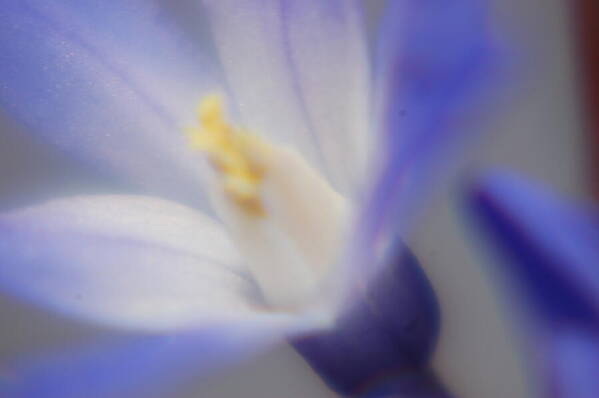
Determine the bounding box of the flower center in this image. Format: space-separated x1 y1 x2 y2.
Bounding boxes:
188 94 268 216
188 95 349 311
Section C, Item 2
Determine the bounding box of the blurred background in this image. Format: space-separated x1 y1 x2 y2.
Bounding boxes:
0 0 593 397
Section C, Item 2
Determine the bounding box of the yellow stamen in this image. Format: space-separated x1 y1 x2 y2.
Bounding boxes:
188 95 270 216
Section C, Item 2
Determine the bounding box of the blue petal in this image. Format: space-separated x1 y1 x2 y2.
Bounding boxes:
468 173 599 397
468 173 599 324
362 0 506 251
549 330 599 398
202 0 371 193
1 322 291 398
0 195 266 331
0 1 220 206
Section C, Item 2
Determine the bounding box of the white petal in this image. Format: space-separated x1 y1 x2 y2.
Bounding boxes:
0 195 265 331
0 1 221 206
203 0 371 193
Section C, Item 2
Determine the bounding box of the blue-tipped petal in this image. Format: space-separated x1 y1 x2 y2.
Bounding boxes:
364 0 505 248
0 1 220 206
337 0 503 328
468 173 599 324
202 0 370 193
1 319 293 398
0 195 266 331
292 241 439 395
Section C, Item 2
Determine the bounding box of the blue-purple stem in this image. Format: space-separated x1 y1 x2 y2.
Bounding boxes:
290 242 448 396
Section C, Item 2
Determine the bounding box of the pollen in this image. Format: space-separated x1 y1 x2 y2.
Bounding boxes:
188 95 270 216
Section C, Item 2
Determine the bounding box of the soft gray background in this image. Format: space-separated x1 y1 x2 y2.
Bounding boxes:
0 0 589 397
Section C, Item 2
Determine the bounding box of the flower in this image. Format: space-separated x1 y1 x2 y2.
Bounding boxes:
468 173 599 397
0 1 501 397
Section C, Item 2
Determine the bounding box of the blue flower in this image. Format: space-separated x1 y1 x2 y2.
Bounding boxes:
468 173 599 398
0 1 501 396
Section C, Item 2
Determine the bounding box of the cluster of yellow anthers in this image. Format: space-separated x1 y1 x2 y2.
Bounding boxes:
187 95 270 216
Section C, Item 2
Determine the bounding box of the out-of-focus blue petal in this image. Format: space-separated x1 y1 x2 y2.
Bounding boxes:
548 330 599 398
359 0 505 271
468 173 599 323
0 1 220 207
0 195 267 331
1 319 294 398
467 173 599 397
202 0 371 193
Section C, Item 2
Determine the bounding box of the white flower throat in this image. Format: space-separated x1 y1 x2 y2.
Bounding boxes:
188 95 350 311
